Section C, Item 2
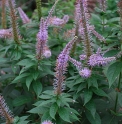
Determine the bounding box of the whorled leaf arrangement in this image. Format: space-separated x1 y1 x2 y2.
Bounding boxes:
8 0 21 44
0 95 14 124
53 36 78 95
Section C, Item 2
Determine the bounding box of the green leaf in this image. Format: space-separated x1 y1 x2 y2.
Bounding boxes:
17 59 35 68
49 103 58 119
110 110 122 116
39 99 56 107
32 71 39 80
12 95 32 106
28 106 48 114
26 76 33 90
118 92 122 107
87 76 98 89
85 100 96 119
93 88 108 97
106 62 122 87
33 80 42 96
103 50 119 57
12 73 30 83
85 110 101 124
0 57 8 63
41 110 52 122
58 107 71 123
84 90 93 105
39 94 53 99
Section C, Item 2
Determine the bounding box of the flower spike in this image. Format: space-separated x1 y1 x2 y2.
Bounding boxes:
18 7 31 24
88 48 116 66
0 29 12 39
53 36 78 95
8 0 21 44
0 95 14 124
49 15 69 26
69 56 82 70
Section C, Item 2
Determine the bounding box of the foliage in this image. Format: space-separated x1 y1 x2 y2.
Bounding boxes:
0 0 122 124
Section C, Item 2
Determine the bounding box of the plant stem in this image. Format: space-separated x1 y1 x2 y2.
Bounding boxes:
114 72 121 112
36 0 42 20
2 0 7 29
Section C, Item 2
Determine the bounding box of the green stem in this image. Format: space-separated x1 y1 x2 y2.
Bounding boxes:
102 15 105 32
2 0 7 29
36 0 42 20
114 72 121 112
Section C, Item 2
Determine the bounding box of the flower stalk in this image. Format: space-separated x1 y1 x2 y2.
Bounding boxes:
0 95 14 124
53 36 78 95
36 0 42 20
1 0 7 29
8 0 21 44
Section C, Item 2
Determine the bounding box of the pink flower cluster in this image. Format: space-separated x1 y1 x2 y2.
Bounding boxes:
41 120 53 124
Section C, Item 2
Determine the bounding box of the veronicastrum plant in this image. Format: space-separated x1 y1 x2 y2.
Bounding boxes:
0 0 122 124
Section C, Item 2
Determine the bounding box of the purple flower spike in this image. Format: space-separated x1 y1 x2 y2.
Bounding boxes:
41 120 53 124
88 48 116 66
49 15 69 26
36 18 48 59
69 56 82 70
18 7 31 24
79 68 91 78
54 36 78 94
0 29 12 38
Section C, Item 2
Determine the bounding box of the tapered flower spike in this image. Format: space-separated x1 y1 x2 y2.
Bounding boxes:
69 56 82 70
8 0 21 44
75 0 93 59
0 29 12 39
1 0 7 29
53 36 78 95
36 18 48 59
99 0 106 12
49 15 69 26
45 0 59 27
36 0 59 59
118 0 122 39
88 48 116 66
92 29 105 42
18 7 31 24
0 95 14 124
41 120 53 124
